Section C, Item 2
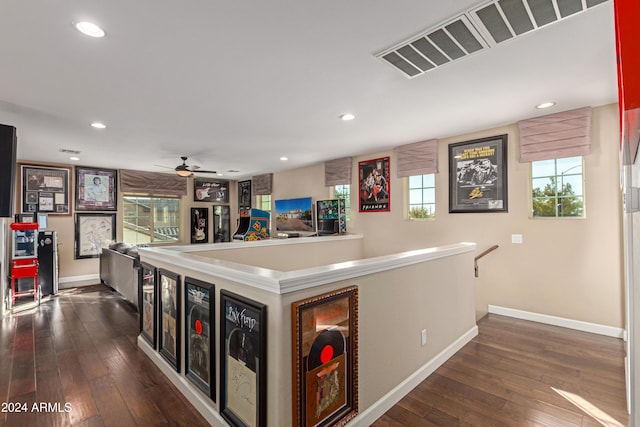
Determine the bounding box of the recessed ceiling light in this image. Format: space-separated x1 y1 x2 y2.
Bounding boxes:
536 102 556 109
75 21 106 38
69 156 80 161
340 113 355 121
280 156 288 161
217 173 224 177
91 122 106 129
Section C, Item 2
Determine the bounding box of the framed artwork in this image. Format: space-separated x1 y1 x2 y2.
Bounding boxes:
238 180 252 210
75 166 117 211
139 262 157 348
185 277 215 400
191 207 209 244
74 213 116 259
194 178 229 203
358 157 390 212
449 134 508 213
20 164 71 215
291 286 359 427
214 205 231 243
220 290 267 427
159 269 181 372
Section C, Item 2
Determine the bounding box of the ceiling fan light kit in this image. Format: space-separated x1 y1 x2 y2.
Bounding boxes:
174 156 216 177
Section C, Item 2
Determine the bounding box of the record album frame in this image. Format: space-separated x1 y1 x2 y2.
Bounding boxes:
194 177 229 203
291 286 359 427
139 262 157 348
159 269 181 372
184 277 215 400
220 290 267 427
20 163 71 215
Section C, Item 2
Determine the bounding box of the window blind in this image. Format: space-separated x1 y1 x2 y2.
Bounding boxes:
324 157 352 186
119 169 187 196
252 173 273 195
396 139 439 177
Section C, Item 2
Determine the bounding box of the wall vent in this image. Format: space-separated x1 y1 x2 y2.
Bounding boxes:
376 0 609 78
59 148 81 154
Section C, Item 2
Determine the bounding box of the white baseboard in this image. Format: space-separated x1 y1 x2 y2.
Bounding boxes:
350 325 479 426
488 305 626 339
58 274 100 288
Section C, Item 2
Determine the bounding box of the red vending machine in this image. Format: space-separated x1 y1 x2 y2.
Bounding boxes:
9 221 39 306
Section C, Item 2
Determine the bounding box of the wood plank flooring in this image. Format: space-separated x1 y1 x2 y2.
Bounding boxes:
373 314 629 427
0 285 209 427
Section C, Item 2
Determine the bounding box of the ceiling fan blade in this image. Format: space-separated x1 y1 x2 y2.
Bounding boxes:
192 169 217 174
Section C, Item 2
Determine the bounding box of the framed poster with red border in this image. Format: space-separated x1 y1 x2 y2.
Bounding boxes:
358 157 390 212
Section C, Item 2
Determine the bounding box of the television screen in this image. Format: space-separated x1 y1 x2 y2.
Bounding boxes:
275 197 314 234
317 200 339 220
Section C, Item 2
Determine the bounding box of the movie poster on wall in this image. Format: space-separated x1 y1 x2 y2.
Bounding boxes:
358 157 390 212
220 290 266 427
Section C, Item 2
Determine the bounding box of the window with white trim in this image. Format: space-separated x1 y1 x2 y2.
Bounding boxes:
531 156 584 218
122 195 181 244
408 174 435 219
333 184 351 220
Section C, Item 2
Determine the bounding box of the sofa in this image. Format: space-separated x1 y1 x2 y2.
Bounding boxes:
99 242 140 310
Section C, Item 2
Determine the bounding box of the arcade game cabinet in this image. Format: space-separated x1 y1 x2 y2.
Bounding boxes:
233 208 270 241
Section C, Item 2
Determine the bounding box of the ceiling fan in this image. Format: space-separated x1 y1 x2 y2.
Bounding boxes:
174 156 217 177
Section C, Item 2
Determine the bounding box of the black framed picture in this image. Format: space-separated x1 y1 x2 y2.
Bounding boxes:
449 134 508 213
74 213 116 259
185 277 215 400
75 166 117 211
20 164 71 215
139 262 157 348
194 178 229 203
191 207 209 244
238 180 251 210
214 205 231 243
159 269 181 372
358 157 390 212
220 290 267 427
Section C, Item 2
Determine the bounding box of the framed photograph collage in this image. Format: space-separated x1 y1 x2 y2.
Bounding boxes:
192 177 232 243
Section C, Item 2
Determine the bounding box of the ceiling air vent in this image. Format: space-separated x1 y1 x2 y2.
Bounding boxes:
59 148 81 155
470 0 610 46
376 15 489 78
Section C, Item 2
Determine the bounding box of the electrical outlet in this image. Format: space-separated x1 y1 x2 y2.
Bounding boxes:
421 329 427 346
511 234 523 244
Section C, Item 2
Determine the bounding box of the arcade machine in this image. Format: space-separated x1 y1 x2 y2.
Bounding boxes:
9 221 39 307
232 208 270 241
316 199 346 236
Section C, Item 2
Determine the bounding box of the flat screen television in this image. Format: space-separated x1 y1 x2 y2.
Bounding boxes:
274 197 314 236
316 199 345 235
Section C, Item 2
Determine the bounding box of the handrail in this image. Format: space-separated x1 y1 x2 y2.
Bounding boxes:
474 245 499 278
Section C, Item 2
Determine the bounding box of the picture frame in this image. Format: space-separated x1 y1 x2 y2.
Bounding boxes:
448 134 508 213
238 180 252 210
220 290 267 427
291 286 359 427
184 277 215 400
20 164 71 215
191 207 209 244
75 165 117 211
214 205 231 243
159 268 181 372
74 213 116 259
139 262 157 348
358 157 390 212
194 178 229 203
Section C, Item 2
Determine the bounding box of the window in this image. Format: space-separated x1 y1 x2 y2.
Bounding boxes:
333 184 351 220
531 156 584 218
408 174 435 219
123 196 181 244
257 194 271 212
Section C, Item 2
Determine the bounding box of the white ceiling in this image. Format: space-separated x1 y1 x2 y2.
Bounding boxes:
0 1 617 180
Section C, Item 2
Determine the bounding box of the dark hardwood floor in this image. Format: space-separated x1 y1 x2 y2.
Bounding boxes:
0 285 210 427
373 314 629 427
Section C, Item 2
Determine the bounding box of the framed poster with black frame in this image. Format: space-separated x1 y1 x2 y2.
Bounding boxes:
75 165 117 211
159 269 181 372
291 286 359 427
214 205 231 243
191 207 209 244
448 134 508 213
194 177 229 203
139 262 157 348
74 213 116 259
238 180 251 210
358 157 390 212
20 163 71 215
184 277 215 400
220 290 267 427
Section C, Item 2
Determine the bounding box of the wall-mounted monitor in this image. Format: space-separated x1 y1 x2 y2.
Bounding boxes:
274 197 314 236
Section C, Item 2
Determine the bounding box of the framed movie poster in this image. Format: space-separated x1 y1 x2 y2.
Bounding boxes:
75 166 117 211
20 164 71 215
358 157 390 212
238 180 252 210
194 178 229 203
220 290 267 427
191 207 209 244
185 277 215 400
159 269 181 372
292 286 359 427
214 205 231 243
74 213 116 259
449 134 508 213
139 262 157 348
